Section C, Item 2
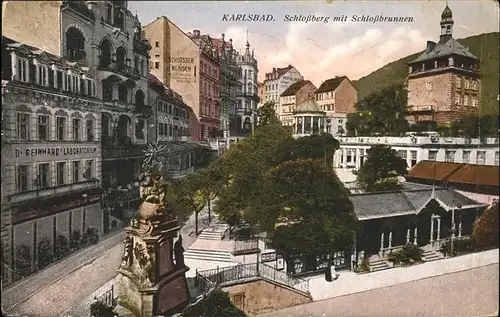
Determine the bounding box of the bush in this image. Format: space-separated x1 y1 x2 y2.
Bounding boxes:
387 243 423 265
71 231 82 249
473 201 499 250
440 237 475 256
55 235 70 259
90 301 117 317
15 244 32 280
37 238 53 269
182 289 247 317
83 227 99 245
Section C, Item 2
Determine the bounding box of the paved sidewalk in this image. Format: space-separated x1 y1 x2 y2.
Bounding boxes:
259 263 499 317
2 230 125 311
308 248 499 301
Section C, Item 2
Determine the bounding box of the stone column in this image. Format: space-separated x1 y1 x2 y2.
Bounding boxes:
53 67 58 89
430 216 434 243
458 221 462 237
380 232 384 251
62 72 66 91
35 64 40 85
355 148 361 169
342 148 347 167
388 229 393 249
10 51 18 80
406 227 410 244
437 217 441 241
414 226 418 244
44 67 49 87
301 116 305 134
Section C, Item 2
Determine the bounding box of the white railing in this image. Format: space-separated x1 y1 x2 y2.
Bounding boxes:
338 136 499 146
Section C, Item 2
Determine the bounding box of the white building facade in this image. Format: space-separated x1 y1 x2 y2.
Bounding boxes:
263 65 303 108
334 136 500 170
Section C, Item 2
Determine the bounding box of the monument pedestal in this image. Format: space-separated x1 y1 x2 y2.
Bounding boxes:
117 202 190 317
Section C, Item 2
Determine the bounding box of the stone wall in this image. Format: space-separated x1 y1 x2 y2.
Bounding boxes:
222 279 311 316
334 79 358 114
296 82 318 106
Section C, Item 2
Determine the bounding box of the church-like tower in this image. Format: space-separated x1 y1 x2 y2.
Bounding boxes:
406 4 480 126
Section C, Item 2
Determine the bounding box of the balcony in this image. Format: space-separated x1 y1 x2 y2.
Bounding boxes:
62 0 95 21
134 105 153 117
407 105 433 113
98 57 141 79
65 49 86 63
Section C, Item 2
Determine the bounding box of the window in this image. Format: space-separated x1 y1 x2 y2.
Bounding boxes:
135 119 145 139
155 41 159 47
37 115 49 140
86 120 94 141
464 95 469 106
17 113 30 140
428 150 438 161
17 58 28 82
57 162 66 186
425 81 432 91
72 161 80 182
472 96 479 107
37 163 50 189
456 77 461 88
476 151 486 165
461 151 471 163
495 152 499 166
455 94 461 105
154 62 160 69
410 150 417 167
73 119 81 140
464 79 470 89
84 160 93 180
397 150 407 160
231 293 245 312
472 80 478 90
57 117 66 141
445 150 456 162
17 165 29 191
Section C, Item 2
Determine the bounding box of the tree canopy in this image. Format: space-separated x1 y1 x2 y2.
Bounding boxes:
182 289 247 317
347 83 409 136
473 200 499 250
356 145 408 192
178 122 357 258
257 101 279 127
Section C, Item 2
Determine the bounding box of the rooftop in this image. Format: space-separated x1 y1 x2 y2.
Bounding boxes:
410 38 477 64
315 76 355 94
281 80 314 97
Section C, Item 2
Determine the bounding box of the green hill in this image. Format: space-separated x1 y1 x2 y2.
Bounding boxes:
353 32 499 116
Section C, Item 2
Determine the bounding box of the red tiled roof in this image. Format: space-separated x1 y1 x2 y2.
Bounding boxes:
407 161 500 187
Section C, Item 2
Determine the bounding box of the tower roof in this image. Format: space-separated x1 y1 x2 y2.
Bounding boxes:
441 5 453 19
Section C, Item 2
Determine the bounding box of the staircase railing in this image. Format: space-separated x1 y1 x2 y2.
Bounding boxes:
196 262 310 296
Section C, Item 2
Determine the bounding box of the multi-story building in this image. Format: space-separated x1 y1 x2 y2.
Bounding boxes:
212 34 240 139
148 74 197 180
263 65 303 109
144 18 221 141
187 31 222 141
234 40 259 136
315 76 358 137
334 136 499 170
279 80 317 127
1 0 152 284
407 4 480 125
257 82 264 108
1 36 102 285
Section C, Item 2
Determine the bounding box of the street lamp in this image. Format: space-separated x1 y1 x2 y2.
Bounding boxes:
450 203 462 255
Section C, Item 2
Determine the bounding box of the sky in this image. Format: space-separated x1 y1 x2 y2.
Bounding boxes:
129 0 499 86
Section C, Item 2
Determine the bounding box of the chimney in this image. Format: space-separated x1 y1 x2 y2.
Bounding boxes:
193 30 200 37
426 41 436 52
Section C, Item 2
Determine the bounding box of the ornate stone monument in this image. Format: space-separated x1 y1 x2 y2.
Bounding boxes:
117 155 190 317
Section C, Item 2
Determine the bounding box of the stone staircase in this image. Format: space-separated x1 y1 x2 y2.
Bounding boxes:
422 249 444 262
368 255 390 272
183 248 234 263
198 223 230 241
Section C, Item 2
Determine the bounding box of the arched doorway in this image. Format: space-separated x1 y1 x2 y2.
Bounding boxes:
66 27 85 61
116 47 126 68
117 115 131 145
101 113 112 141
99 39 113 68
135 89 145 107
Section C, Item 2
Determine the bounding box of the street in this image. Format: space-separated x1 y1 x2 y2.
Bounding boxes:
258 263 499 317
2 210 208 317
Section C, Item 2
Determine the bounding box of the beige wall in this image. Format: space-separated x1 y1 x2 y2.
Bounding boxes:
223 280 311 316
334 79 358 114
296 82 317 106
2 1 62 56
408 73 453 112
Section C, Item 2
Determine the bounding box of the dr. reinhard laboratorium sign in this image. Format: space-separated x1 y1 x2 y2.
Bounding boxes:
169 56 196 84
14 145 98 163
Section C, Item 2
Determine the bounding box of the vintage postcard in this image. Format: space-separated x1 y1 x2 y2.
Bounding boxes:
1 0 499 316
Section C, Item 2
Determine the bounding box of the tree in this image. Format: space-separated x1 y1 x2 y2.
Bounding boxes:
256 159 358 257
450 114 499 138
473 200 499 250
349 83 409 136
356 145 407 192
182 289 247 317
257 101 279 127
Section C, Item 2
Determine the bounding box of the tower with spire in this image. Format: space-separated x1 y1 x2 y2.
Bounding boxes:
406 4 480 126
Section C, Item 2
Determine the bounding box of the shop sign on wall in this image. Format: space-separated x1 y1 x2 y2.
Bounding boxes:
169 56 196 84
14 144 98 163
